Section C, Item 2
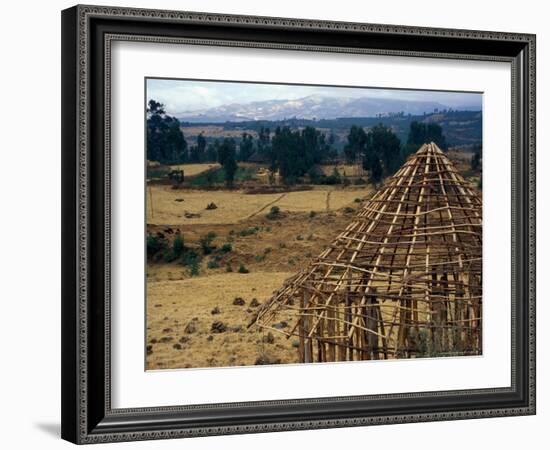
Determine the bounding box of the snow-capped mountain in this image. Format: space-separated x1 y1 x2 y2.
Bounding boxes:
177 95 451 123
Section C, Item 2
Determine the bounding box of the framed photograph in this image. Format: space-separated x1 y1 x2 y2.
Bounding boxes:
61 4 536 444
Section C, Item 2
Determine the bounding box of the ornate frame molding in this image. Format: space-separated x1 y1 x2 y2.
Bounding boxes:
62 5 536 444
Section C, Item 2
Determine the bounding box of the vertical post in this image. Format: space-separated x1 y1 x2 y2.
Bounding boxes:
327 303 336 362
345 286 353 361
298 292 305 363
303 290 312 363
454 278 464 353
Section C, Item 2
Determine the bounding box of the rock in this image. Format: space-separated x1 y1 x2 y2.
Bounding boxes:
273 321 288 329
162 327 173 333
211 321 227 333
159 336 173 343
205 202 218 210
254 355 281 365
207 335 213 341
211 306 221 315
232 325 243 333
291 340 300 348
249 298 261 307
154 304 162 308
262 332 275 344
184 211 201 219
178 336 190 344
233 297 246 306
150 338 157 344
246 308 253 313
184 322 197 334
173 343 182 350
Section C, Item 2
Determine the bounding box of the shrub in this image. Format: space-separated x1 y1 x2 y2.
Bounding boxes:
190 259 200 276
239 227 258 237
343 206 355 214
146 234 167 259
254 254 266 263
266 205 281 220
164 234 185 262
207 256 221 269
218 243 232 254
199 232 217 254
181 249 201 267
309 210 316 218
206 259 220 269
238 263 249 274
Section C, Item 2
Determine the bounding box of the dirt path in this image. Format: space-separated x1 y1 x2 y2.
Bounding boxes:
246 193 287 219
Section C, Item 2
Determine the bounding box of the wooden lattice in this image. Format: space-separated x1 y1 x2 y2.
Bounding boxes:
251 143 482 362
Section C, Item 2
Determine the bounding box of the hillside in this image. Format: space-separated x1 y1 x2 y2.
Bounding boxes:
181 109 482 148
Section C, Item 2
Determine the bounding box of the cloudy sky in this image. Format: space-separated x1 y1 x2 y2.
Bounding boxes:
146 78 482 115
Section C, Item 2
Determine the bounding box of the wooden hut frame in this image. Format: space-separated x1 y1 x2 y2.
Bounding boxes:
251 143 482 362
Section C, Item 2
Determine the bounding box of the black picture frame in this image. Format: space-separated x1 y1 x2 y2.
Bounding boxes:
61 4 536 444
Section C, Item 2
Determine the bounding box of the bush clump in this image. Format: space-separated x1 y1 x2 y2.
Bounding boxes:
218 243 232 254
238 263 249 274
207 255 222 269
266 205 281 220
239 227 259 237
199 232 217 254
163 234 185 262
146 234 168 259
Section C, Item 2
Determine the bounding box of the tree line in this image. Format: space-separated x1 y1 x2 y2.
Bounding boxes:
147 99 448 185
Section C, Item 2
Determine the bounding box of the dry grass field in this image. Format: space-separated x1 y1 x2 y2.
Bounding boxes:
146 185 370 225
146 272 296 369
320 163 366 177
146 180 374 369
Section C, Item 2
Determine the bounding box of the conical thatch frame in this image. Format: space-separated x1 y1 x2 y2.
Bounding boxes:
251 143 482 362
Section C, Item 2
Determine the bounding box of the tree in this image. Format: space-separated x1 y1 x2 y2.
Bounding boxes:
364 123 402 176
344 125 367 163
326 133 338 160
363 153 383 183
146 99 188 164
257 127 271 157
217 138 238 187
206 140 219 162
239 132 255 161
405 121 447 156
471 144 482 170
272 126 302 185
190 132 207 162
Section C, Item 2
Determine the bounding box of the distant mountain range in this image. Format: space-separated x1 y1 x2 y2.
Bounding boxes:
177 95 463 123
